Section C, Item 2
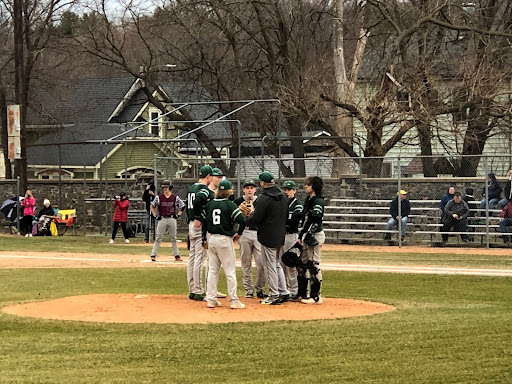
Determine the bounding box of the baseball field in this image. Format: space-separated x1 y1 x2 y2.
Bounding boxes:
0 235 511 383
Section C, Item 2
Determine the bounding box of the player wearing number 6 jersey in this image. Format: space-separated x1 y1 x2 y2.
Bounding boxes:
186 165 213 301
204 179 247 309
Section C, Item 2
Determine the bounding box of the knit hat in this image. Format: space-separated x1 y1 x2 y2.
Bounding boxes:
43 199 50 206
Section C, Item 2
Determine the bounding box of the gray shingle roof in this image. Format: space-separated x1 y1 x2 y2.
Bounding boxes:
27 122 153 166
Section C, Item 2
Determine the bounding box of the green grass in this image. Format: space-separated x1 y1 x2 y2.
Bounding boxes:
0 268 511 383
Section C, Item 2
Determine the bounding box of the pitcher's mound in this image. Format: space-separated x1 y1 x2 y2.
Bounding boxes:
2 294 395 324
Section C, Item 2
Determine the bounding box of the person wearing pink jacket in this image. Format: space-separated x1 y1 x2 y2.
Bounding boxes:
21 189 36 237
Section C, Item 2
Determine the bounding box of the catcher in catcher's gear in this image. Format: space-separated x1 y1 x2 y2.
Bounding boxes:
298 176 326 305
233 179 266 299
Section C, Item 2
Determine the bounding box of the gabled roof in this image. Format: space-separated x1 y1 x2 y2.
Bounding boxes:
27 122 154 167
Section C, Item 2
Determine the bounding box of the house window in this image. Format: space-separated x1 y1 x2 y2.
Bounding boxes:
150 111 160 136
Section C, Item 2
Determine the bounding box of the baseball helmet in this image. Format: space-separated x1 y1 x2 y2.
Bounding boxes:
281 242 302 268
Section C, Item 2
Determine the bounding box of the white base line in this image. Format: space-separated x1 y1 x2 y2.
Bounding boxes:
0 254 121 262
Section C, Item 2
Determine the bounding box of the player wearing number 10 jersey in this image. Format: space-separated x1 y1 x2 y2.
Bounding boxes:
186 165 213 301
203 179 247 309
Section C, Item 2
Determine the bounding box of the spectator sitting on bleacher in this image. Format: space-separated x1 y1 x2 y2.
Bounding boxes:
498 169 512 209
480 172 502 216
442 192 470 243
384 190 410 241
440 186 455 214
498 201 512 244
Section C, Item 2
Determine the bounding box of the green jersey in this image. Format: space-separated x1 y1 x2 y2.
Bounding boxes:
310 196 324 232
286 197 303 233
186 183 211 223
204 198 246 236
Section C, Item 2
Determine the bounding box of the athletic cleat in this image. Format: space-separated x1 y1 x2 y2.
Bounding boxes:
245 292 254 298
207 301 222 308
125 239 130 244
193 293 206 301
150 255 156 262
174 255 182 261
276 294 290 303
256 291 268 299
260 297 281 305
230 301 246 309
301 296 323 305
109 239 114 244
216 291 227 298
188 292 195 300
144 240 149 244
290 295 302 302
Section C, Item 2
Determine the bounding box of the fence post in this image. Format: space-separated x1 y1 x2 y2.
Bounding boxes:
153 154 158 187
16 176 20 234
484 156 489 249
398 156 402 248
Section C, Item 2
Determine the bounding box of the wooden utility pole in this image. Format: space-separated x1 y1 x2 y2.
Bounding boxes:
13 0 27 190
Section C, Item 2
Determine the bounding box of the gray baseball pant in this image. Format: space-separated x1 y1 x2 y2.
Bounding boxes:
238 229 265 295
187 221 206 294
150 217 179 257
278 233 299 296
261 245 289 300
206 234 239 304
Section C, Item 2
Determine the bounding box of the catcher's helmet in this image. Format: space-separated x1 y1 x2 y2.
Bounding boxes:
281 242 302 268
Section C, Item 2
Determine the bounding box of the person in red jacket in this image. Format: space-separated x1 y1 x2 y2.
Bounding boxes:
110 192 130 244
499 201 512 244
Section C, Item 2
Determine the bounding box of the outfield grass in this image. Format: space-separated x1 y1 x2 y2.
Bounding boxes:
1 234 512 269
0 267 511 383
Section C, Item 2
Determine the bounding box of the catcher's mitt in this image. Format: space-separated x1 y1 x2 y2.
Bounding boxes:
238 200 255 217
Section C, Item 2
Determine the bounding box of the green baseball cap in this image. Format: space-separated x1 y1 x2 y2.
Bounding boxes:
199 165 213 177
282 180 296 189
218 179 232 190
211 167 223 176
243 179 257 188
259 171 274 183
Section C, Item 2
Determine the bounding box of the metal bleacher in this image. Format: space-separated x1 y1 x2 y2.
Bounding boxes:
323 199 506 247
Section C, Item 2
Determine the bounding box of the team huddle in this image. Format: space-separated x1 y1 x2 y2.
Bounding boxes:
179 165 325 309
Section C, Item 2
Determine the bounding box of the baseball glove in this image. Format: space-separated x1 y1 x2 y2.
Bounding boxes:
238 200 255 217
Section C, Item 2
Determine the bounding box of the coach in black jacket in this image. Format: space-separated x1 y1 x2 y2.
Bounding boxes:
247 171 289 305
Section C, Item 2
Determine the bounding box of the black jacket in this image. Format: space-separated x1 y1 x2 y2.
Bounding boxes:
246 185 287 248
389 197 411 218
504 179 512 201
142 184 156 212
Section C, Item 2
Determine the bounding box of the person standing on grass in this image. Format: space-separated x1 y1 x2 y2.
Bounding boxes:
233 179 266 299
142 182 156 244
384 190 410 241
150 180 185 262
20 189 35 237
298 176 326 304
203 179 246 309
186 165 213 301
110 192 130 244
441 192 470 244
246 171 289 305
277 180 303 301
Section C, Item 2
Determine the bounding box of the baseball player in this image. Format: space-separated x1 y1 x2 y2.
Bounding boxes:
186 165 213 301
246 171 289 305
149 180 185 262
278 180 303 301
233 179 266 298
203 179 246 309
298 176 326 304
